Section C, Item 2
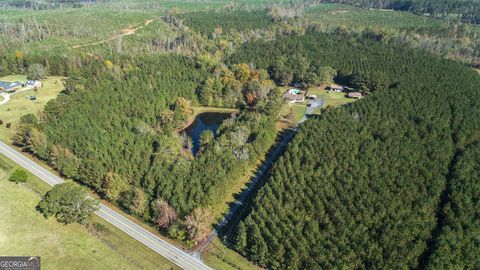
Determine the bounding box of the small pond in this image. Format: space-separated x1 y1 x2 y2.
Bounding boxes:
184 112 232 155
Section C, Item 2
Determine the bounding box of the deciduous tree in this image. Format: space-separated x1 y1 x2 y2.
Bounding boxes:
37 181 98 224
153 199 178 229
184 208 213 245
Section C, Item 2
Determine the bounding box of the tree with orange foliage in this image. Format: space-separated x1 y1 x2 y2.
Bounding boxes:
184 208 213 245
246 92 255 106
153 199 178 229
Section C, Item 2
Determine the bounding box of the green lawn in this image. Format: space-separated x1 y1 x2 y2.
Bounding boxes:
203 239 264 270
307 86 354 112
276 85 354 127
0 75 64 142
0 154 178 270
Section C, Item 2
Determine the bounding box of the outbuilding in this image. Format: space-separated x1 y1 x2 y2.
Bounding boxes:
328 84 345 92
347 92 363 99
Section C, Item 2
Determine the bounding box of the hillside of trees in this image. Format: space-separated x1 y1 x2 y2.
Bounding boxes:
231 32 480 269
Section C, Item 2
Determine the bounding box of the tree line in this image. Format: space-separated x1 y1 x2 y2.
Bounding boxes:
230 32 480 269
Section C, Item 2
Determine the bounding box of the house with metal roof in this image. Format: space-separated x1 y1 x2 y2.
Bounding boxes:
0 81 23 92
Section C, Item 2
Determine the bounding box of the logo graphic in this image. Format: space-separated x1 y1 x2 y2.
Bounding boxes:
0 256 40 270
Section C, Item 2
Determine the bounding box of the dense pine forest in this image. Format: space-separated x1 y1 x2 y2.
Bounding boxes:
178 10 273 35
230 32 480 269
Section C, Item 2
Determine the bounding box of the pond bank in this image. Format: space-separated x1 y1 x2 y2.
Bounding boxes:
177 106 238 132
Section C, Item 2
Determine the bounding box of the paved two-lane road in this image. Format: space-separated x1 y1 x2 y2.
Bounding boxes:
0 141 211 270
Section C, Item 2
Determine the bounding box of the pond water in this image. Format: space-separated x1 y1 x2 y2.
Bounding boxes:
184 112 232 155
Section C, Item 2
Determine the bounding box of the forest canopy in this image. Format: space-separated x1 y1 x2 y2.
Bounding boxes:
231 32 480 269
11 52 283 245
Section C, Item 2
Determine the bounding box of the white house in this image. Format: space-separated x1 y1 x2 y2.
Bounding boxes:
26 80 42 88
284 88 305 104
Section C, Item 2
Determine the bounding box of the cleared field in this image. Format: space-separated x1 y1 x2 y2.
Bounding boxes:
276 85 354 129
0 75 64 142
0 154 178 270
306 3 445 31
0 7 173 55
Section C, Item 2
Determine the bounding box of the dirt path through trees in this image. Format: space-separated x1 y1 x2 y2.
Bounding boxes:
71 19 153 49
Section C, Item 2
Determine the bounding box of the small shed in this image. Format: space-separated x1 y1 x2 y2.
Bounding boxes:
347 92 363 99
329 84 345 92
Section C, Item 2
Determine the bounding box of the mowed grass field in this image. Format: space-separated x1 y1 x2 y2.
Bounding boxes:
307 86 354 110
0 154 178 270
203 239 263 270
0 75 64 142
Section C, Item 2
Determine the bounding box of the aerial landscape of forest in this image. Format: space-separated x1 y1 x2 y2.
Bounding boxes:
0 0 479 269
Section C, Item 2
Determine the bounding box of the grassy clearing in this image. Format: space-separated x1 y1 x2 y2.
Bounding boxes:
275 85 354 129
177 106 238 131
276 87 307 130
306 3 445 32
192 106 239 115
0 154 178 270
209 165 256 222
0 75 64 142
307 86 353 110
203 239 263 270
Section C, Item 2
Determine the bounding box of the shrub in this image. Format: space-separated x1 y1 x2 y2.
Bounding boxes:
9 168 28 183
